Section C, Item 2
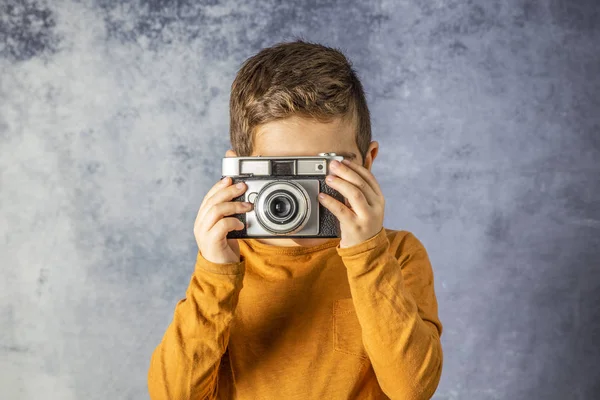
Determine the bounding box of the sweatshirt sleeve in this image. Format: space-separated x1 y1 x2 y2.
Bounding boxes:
336 229 443 400
148 251 245 400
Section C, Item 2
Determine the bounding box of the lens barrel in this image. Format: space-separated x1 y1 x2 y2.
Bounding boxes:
254 181 310 234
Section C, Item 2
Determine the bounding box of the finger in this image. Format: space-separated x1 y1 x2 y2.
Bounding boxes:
206 181 248 208
197 181 248 224
199 201 252 233
325 174 370 216
196 177 231 224
201 177 231 210
318 192 356 224
340 159 383 198
329 160 378 206
209 217 245 239
331 162 377 205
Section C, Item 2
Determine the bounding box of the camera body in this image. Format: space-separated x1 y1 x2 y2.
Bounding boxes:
223 153 345 238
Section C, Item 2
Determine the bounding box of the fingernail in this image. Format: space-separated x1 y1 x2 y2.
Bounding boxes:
330 160 340 168
326 175 334 182
318 193 326 199
236 182 245 189
221 177 229 184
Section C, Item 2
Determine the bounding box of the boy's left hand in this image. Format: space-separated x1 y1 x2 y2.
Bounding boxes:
318 159 385 249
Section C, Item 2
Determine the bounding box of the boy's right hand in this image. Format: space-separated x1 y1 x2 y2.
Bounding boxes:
193 177 252 264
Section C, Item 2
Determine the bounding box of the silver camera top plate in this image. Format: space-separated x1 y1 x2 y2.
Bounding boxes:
222 153 344 177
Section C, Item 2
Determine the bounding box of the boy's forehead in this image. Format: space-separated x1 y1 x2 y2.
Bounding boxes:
252 116 358 158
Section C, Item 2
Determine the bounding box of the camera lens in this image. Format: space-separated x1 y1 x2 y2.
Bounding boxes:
271 197 293 218
265 191 297 223
254 181 310 235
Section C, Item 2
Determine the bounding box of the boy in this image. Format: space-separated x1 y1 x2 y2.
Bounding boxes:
148 40 443 400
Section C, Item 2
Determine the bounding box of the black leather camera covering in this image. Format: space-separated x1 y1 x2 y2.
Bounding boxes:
225 176 343 239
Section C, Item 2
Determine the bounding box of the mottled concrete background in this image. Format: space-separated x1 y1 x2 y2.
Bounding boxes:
1 0 599 399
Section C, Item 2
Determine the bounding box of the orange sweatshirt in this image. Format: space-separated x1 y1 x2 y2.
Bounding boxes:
148 228 443 399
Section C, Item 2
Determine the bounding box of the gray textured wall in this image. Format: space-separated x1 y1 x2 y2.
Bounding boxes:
1 0 599 399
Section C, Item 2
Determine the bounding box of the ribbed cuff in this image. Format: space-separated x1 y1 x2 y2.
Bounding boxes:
335 227 387 257
335 228 391 276
194 251 245 275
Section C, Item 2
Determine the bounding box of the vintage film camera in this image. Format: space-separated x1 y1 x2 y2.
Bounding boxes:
222 153 345 238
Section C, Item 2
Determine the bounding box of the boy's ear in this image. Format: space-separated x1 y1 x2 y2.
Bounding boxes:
225 149 238 157
363 141 379 171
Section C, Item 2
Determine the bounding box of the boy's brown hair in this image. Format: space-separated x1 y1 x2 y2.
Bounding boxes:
229 40 372 162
